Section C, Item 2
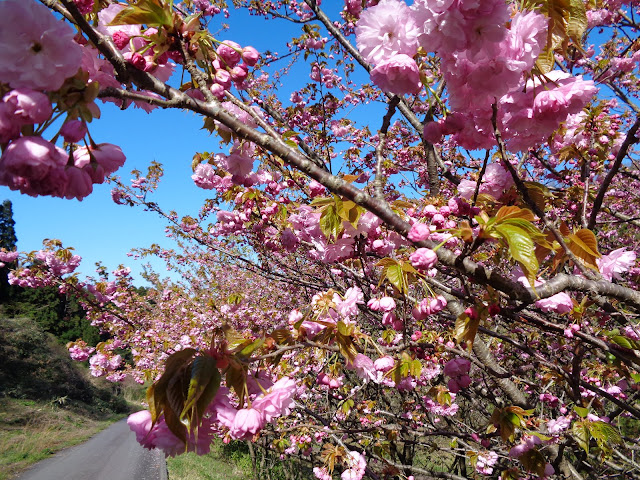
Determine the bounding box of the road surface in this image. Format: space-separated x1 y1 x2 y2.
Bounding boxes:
16 418 167 480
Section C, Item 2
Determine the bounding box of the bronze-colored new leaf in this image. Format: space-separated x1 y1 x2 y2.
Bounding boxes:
455 310 481 351
567 229 600 269
146 348 197 423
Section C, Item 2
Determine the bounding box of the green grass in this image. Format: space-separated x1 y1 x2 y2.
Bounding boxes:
0 316 144 479
166 440 252 480
0 398 124 480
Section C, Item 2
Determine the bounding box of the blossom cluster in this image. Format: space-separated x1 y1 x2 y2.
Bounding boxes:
128 376 297 456
0 0 126 200
357 0 598 153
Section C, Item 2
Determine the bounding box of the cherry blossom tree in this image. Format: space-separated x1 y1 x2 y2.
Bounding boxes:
2 0 640 479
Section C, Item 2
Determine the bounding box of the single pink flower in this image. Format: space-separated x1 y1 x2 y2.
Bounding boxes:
597 247 636 281
0 0 82 91
127 410 155 449
192 163 218 190
91 143 126 175
63 166 93 200
229 407 265 440
217 40 242 66
374 356 395 372
253 377 297 422
60 120 88 143
378 296 396 312
241 46 260 66
408 222 431 242
356 0 419 65
3 89 52 125
409 247 438 270
0 136 67 182
370 54 421 95
346 354 376 381
0 103 20 143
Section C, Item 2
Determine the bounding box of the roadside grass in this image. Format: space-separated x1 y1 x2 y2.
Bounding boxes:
166 440 252 480
0 397 124 480
0 316 145 480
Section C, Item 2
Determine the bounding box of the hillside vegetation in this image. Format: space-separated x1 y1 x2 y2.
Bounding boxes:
0 316 137 480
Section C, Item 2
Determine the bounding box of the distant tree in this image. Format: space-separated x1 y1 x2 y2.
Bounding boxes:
0 200 17 302
0 200 17 251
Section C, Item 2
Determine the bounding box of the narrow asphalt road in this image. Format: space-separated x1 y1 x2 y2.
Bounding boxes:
16 418 167 480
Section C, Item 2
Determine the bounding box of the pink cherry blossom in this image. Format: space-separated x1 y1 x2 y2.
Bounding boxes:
127 410 155 448
0 0 82 91
475 450 498 475
335 286 364 317
72 0 94 15
378 296 396 312
60 120 88 143
346 354 377 381
64 166 93 200
89 143 127 175
374 356 395 372
229 407 265 440
192 163 219 190
515 269 574 314
0 103 20 144
242 46 260 66
409 247 438 271
355 0 419 65
547 416 571 434
408 222 431 242
370 54 421 95
217 40 242 66
597 247 637 281
253 377 297 422
3 89 52 125
0 136 67 186
341 450 367 480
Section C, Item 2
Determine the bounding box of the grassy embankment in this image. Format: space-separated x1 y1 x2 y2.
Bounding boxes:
0 316 251 480
0 316 140 480
165 441 252 480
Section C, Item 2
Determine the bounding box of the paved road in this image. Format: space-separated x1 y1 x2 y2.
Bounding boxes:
16 418 167 480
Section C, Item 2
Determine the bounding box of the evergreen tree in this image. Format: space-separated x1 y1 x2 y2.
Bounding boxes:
0 200 17 251
0 200 17 302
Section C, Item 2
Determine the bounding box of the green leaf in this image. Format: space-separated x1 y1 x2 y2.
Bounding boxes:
341 398 354 415
336 199 362 229
609 335 637 350
589 421 622 458
386 264 406 294
567 229 600 269
410 359 422 377
319 205 341 241
109 0 173 28
238 337 265 357
454 310 480 351
494 224 539 284
180 355 221 426
147 348 197 423
495 206 535 223
572 420 590 454
574 406 589 418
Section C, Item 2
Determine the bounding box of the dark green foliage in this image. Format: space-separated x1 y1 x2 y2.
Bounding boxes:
4 287 103 346
0 317 128 413
0 200 17 251
0 200 17 302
